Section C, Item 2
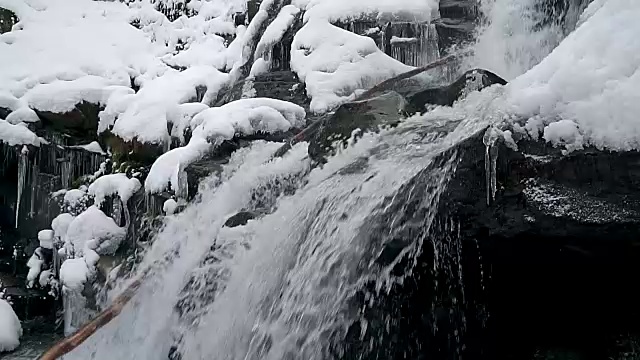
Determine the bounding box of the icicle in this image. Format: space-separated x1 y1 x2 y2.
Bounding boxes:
15 146 29 228
29 157 38 219
483 127 500 206
176 164 189 201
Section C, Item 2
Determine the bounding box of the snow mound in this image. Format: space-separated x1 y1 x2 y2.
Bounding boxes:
65 206 126 256
0 119 43 146
291 19 413 114
26 248 43 288
163 198 178 215
507 0 640 152
63 188 87 207
60 257 90 290
146 98 305 194
52 213 75 243
107 66 229 144
0 299 22 352
38 229 54 249
88 173 141 205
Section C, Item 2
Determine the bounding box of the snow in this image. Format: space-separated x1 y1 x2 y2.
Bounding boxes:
38 229 54 249
291 19 413 113
167 102 210 144
23 76 129 114
60 257 89 290
390 36 418 44
146 98 305 193
65 206 126 256
52 213 75 242
26 249 43 288
254 5 300 60
5 107 38 124
506 0 640 152
0 298 22 352
88 173 142 205
0 119 43 146
70 141 105 155
163 198 178 215
107 66 229 144
63 188 87 207
296 0 438 23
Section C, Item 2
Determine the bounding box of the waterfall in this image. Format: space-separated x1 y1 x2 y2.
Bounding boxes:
63 83 504 359
468 0 589 79
57 0 582 357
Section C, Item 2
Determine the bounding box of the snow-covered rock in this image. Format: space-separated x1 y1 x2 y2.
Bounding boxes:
0 299 22 352
65 206 126 256
38 229 54 249
145 98 305 194
88 173 141 205
507 0 640 152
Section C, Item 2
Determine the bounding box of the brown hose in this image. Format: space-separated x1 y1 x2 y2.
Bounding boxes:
38 277 144 360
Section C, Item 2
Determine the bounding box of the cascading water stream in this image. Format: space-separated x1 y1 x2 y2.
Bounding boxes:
60 0 588 357
64 82 507 359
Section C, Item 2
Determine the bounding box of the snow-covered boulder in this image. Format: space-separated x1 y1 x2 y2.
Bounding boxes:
0 299 22 352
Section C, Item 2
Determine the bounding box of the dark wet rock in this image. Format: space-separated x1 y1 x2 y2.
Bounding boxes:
106 133 164 167
33 102 103 144
308 91 407 162
404 68 507 112
340 127 640 360
0 106 11 120
1 7 18 34
224 211 259 228
214 71 309 114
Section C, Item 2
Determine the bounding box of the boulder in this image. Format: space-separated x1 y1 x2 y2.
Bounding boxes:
339 127 640 359
34 101 103 144
307 91 407 162
404 68 507 112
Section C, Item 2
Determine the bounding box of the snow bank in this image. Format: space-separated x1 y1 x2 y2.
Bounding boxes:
0 119 43 146
146 98 305 193
167 102 210 144
88 173 141 205
65 206 126 256
507 0 640 152
296 0 438 23
0 298 22 352
291 20 413 113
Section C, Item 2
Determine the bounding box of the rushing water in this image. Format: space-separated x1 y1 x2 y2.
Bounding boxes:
61 0 587 357
64 83 506 359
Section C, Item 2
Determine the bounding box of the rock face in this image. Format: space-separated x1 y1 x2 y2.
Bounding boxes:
338 126 640 359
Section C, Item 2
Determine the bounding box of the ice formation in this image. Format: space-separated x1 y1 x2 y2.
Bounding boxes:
88 173 142 205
